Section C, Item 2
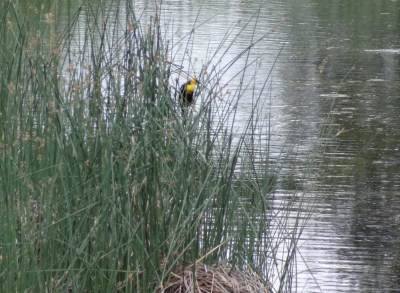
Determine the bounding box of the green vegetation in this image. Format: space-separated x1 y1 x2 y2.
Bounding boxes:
0 1 314 292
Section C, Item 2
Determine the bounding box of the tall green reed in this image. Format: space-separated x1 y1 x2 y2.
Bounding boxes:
0 1 317 292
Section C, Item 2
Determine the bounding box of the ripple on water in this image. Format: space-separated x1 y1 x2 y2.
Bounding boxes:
364 49 400 54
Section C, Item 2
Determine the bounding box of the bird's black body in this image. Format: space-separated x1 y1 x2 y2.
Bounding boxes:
180 82 193 106
179 78 198 113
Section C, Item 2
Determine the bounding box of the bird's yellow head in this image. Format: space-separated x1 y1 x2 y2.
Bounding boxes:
185 78 199 94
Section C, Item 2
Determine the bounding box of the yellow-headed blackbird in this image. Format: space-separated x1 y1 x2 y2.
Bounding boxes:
179 78 199 109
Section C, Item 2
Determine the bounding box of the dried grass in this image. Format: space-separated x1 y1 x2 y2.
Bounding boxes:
157 262 271 293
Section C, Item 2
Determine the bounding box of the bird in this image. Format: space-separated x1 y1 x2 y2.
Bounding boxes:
179 78 199 110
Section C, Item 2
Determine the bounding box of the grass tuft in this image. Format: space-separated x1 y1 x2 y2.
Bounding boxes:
0 1 316 292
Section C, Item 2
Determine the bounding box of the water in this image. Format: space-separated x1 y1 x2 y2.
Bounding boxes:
123 0 400 291
71 0 400 291
278 1 400 291
152 1 400 292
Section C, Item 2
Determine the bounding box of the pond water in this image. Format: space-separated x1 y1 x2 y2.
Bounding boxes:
70 0 400 291
143 1 400 292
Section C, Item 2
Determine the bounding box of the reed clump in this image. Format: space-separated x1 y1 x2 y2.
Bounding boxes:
0 1 311 292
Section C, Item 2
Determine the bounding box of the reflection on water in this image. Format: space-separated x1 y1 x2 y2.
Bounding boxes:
135 0 400 291
66 0 400 291
283 1 400 290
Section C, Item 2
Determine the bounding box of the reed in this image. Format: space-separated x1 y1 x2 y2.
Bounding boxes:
0 1 315 292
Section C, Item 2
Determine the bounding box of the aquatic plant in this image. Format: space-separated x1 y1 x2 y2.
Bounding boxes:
0 1 314 292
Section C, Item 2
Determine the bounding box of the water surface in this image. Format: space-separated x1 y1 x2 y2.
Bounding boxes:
71 0 400 291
